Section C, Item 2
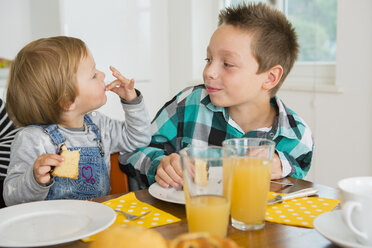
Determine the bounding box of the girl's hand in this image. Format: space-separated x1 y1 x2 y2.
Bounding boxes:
33 154 64 184
105 66 137 101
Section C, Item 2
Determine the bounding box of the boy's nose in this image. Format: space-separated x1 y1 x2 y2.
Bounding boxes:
203 64 218 79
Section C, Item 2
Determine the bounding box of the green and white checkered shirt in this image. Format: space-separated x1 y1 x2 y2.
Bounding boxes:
119 84 314 185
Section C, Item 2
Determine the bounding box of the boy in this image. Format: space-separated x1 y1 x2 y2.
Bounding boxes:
3 36 151 206
120 3 313 189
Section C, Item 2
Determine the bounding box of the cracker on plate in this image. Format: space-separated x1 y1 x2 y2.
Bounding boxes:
194 159 209 186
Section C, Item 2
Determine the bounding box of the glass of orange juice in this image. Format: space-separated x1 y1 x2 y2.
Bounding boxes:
222 138 275 231
180 146 234 237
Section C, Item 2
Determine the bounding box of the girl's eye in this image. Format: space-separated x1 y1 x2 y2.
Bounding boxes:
224 62 233 68
204 58 211 63
93 73 97 79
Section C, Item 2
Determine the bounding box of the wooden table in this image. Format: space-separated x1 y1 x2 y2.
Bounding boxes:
53 177 339 248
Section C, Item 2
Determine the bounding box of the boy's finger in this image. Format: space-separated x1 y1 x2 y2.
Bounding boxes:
155 176 170 188
169 154 182 175
164 166 182 186
170 157 182 177
156 169 178 188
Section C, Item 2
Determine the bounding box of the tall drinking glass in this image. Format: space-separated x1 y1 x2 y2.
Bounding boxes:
222 138 275 231
180 146 234 237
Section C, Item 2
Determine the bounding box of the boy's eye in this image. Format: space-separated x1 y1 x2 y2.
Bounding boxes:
93 73 97 79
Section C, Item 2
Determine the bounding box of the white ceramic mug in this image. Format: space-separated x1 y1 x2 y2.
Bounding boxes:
338 177 372 246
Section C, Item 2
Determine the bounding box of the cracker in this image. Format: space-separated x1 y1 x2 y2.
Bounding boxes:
52 144 80 179
194 159 208 186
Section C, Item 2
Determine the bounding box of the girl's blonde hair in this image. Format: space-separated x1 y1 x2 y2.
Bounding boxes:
6 36 88 127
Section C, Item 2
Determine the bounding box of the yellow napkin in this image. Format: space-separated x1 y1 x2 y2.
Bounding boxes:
265 192 339 228
82 192 181 242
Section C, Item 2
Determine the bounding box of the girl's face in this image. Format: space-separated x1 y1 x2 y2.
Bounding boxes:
203 25 270 111
74 50 107 114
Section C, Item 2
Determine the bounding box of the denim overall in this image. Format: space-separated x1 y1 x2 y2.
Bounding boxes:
44 115 110 200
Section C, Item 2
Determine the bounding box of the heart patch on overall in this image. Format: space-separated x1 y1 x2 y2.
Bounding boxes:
82 166 95 184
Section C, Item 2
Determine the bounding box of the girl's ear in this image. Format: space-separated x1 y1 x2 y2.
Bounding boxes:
262 65 283 90
62 97 77 111
66 101 76 111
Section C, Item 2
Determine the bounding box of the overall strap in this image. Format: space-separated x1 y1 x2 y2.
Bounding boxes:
41 124 66 148
84 115 101 141
84 114 105 156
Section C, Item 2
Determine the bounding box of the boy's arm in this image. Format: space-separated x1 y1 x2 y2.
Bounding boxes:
276 128 314 179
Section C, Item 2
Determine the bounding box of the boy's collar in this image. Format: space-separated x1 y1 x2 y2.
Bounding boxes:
201 91 300 139
271 96 301 139
201 95 225 113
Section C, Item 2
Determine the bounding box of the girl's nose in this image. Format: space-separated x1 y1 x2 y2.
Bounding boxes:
98 70 105 79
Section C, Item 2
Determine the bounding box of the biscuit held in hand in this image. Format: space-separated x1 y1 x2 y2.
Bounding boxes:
52 144 80 179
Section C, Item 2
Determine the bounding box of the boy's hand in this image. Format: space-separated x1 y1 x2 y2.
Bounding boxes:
33 154 64 184
245 148 283 179
155 153 183 188
105 66 137 101
271 152 282 179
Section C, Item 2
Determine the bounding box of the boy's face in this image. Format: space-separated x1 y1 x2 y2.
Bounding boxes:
203 25 270 109
74 50 107 114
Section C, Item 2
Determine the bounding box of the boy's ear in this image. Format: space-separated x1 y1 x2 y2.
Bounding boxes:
262 65 283 90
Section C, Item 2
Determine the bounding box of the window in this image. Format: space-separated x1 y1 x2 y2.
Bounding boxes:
224 0 340 92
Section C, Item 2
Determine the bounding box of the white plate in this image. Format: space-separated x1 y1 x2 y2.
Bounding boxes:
148 183 185 204
0 199 116 247
314 210 370 248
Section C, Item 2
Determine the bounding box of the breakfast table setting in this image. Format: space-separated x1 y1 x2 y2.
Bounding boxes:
1 137 371 248
0 177 352 248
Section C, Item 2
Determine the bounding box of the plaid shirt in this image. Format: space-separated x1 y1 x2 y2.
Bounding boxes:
119 84 314 185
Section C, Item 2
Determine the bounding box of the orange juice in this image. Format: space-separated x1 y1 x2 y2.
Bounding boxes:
223 157 235 200
186 195 230 237
231 157 271 225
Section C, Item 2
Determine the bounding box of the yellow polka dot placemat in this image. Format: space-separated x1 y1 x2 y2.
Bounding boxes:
82 192 181 242
265 192 339 228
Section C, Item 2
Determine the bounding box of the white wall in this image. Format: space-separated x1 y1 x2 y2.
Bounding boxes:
0 0 169 120
0 0 31 59
58 0 170 120
0 0 31 96
168 0 221 96
278 0 372 187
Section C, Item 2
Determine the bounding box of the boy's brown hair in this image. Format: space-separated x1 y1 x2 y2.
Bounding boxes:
218 2 299 96
6 36 88 127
